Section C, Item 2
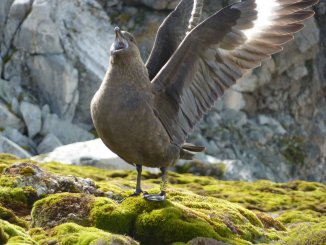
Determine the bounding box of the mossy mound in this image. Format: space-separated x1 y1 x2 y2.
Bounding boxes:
0 219 36 245
30 223 139 244
1 154 326 245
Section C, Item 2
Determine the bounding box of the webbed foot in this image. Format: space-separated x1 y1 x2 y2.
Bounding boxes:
143 191 166 202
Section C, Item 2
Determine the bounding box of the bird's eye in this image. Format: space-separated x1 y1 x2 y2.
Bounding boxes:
129 37 135 43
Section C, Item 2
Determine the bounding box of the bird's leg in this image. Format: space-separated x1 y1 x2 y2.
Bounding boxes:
117 164 144 203
143 167 167 202
133 164 144 195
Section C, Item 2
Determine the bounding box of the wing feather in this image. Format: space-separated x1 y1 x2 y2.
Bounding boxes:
146 0 204 80
151 0 319 145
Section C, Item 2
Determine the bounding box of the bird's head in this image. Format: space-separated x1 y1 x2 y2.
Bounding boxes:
110 27 139 58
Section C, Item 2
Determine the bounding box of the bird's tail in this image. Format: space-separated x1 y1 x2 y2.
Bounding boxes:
179 143 205 160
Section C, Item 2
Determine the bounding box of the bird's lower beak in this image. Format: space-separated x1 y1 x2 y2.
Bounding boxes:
115 27 123 40
111 27 128 53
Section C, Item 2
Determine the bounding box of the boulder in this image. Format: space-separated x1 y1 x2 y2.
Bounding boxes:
36 133 62 154
26 55 79 121
41 113 94 145
20 102 42 138
0 135 31 158
1 127 36 153
1 0 33 57
0 78 18 105
0 101 23 130
0 0 15 43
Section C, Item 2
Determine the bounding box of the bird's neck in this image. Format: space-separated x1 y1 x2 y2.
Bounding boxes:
101 55 150 90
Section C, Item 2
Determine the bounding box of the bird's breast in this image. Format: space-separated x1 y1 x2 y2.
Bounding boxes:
91 84 173 166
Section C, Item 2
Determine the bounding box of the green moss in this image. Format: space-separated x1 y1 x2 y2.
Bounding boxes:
280 136 306 165
276 210 325 224
32 193 94 228
135 206 218 245
1 154 326 245
0 187 29 213
0 164 7 174
19 166 35 176
277 222 326 245
0 175 17 187
90 191 281 245
0 220 36 244
30 223 138 244
0 154 20 166
0 205 28 228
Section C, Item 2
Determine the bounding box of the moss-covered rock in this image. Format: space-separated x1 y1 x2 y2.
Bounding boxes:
0 219 36 244
1 154 326 245
32 193 94 228
30 223 139 244
0 205 28 228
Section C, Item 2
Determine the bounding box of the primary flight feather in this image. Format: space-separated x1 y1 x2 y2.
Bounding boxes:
91 0 319 201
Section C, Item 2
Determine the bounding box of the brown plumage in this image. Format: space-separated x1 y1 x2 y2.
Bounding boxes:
91 0 319 201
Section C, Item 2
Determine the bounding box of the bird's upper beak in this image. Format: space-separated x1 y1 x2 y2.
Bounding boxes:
111 27 128 53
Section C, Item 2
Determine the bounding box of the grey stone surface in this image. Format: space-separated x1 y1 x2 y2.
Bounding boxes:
41 113 94 145
0 101 23 130
0 135 31 158
14 0 62 54
1 0 33 57
1 127 37 153
37 133 62 154
26 55 79 121
122 0 178 10
0 78 17 104
20 101 42 138
0 0 15 43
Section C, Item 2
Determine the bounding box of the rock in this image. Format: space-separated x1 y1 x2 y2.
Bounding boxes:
1 127 36 153
0 0 15 42
175 153 226 178
2 51 26 84
31 223 139 245
0 78 17 105
26 55 79 121
36 133 62 154
1 0 33 57
286 63 308 81
223 89 246 111
122 0 178 10
233 71 258 92
20 101 42 138
294 18 320 53
0 101 23 130
187 238 229 245
220 109 247 128
33 139 158 173
3 162 101 197
53 0 113 124
41 113 94 145
222 159 256 181
13 0 62 54
0 135 31 158
2 0 113 125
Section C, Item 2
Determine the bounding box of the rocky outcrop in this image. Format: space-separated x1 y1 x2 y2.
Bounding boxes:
0 0 325 182
0 154 325 244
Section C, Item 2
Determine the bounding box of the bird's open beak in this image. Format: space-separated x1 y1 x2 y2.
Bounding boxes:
111 27 129 53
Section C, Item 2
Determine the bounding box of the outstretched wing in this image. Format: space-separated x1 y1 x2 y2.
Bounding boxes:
151 0 318 145
145 0 204 80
